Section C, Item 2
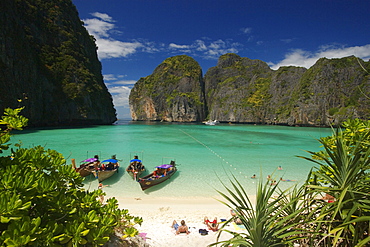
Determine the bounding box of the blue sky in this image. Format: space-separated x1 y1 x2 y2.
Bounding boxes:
71 0 370 119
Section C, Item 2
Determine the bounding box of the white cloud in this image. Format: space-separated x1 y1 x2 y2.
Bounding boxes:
194 40 207 51
110 80 137 86
103 74 129 82
90 12 114 22
96 39 143 59
240 27 252 34
203 39 240 58
270 44 370 70
83 18 114 38
108 85 131 107
103 74 118 81
83 13 143 59
83 12 243 60
167 39 241 59
169 43 190 49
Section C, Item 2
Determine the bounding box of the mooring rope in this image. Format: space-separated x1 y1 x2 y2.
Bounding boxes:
178 129 249 178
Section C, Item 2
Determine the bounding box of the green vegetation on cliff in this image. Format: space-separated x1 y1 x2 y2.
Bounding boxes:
130 53 369 126
129 55 205 121
0 0 116 126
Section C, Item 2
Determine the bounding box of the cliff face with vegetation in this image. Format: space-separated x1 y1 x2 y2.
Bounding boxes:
130 53 369 126
129 55 205 122
0 0 116 126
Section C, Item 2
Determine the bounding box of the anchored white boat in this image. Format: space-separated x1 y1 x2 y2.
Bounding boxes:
204 120 219 125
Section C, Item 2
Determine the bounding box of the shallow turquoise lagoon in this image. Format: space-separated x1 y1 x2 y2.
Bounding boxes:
12 121 332 199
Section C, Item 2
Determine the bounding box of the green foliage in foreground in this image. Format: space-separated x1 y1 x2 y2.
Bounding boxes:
214 118 370 247
0 108 142 246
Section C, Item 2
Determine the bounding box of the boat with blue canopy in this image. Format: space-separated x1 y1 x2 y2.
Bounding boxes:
126 155 146 180
95 156 119 182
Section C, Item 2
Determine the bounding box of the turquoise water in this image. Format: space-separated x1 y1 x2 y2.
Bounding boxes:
12 121 332 199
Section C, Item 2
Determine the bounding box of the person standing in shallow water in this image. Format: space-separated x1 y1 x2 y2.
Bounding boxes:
98 183 108 203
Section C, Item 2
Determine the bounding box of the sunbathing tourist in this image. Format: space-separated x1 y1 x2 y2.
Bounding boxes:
172 220 189 235
230 209 242 225
322 193 335 203
204 217 219 231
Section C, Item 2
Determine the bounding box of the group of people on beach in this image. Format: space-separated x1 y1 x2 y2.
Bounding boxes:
172 209 243 235
172 217 219 235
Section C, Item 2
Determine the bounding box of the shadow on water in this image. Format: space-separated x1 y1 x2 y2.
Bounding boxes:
143 170 180 194
82 168 124 187
13 124 103 136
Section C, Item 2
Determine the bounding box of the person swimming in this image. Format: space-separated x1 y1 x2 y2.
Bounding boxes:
280 177 296 182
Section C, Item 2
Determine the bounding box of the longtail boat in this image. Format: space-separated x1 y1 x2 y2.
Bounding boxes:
72 158 97 177
95 158 119 182
138 160 177 190
126 155 145 180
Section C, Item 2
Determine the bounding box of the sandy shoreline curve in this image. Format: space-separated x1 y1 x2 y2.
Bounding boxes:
112 196 254 247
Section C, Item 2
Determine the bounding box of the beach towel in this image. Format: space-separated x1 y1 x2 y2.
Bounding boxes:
139 233 148 241
232 222 246 231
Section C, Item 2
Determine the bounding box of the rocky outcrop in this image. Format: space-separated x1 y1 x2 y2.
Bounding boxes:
205 54 370 126
129 55 205 122
285 56 370 126
204 53 273 122
0 0 116 126
130 53 370 127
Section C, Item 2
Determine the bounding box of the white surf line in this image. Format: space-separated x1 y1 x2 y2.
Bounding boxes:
179 129 249 178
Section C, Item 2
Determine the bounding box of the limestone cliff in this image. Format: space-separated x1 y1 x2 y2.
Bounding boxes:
130 53 369 127
0 0 117 126
129 55 205 122
204 53 273 122
205 54 369 126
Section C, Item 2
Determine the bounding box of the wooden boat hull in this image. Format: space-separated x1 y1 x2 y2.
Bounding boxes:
128 170 144 180
72 159 95 177
138 167 177 190
96 165 119 182
76 167 92 177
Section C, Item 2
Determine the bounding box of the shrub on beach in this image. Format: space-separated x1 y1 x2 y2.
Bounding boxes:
213 118 370 247
0 108 142 246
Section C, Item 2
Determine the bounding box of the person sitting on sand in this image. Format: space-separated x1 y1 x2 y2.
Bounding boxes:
204 217 219 231
172 220 189 235
322 193 335 203
230 209 242 225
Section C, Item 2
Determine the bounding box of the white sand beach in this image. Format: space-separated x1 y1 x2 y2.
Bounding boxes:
115 196 251 247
